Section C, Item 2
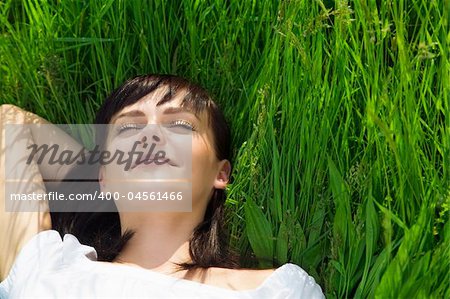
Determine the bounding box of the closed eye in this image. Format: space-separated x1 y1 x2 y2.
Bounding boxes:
166 120 196 131
116 123 145 134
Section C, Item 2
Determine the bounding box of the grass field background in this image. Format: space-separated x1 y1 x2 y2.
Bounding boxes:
1 0 448 297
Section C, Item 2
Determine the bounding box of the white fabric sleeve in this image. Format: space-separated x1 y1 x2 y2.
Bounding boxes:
0 230 66 297
279 264 325 299
0 279 9 299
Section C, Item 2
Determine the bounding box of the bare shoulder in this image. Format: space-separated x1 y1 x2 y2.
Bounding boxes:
204 267 276 291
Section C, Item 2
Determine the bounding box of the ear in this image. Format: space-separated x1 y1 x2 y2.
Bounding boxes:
213 159 231 190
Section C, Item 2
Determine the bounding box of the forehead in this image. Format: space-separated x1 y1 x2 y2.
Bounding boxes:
111 85 210 123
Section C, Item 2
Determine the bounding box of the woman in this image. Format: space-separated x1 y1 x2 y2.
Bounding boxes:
0 75 324 298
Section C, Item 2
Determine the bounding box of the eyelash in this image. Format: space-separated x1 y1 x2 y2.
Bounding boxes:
168 120 196 131
117 123 144 133
117 120 196 133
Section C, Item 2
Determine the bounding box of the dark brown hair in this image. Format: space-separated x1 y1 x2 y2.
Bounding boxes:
51 74 238 269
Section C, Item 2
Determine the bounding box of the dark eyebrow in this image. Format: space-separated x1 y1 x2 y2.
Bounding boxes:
113 110 146 122
113 107 200 123
163 107 200 120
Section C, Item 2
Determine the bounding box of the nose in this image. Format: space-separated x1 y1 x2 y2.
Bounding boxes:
141 135 162 143
139 124 166 145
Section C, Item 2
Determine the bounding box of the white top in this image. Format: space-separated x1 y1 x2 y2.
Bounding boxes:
0 230 325 298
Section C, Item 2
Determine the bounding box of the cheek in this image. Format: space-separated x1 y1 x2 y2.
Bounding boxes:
101 139 129 176
191 141 218 187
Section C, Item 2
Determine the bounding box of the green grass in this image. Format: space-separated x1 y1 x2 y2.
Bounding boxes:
1 0 448 297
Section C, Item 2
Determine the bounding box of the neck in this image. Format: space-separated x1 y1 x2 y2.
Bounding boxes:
114 211 204 273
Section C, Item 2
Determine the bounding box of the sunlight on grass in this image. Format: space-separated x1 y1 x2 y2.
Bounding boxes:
0 0 448 297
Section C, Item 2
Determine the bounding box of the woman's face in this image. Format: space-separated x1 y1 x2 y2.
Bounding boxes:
99 86 230 213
